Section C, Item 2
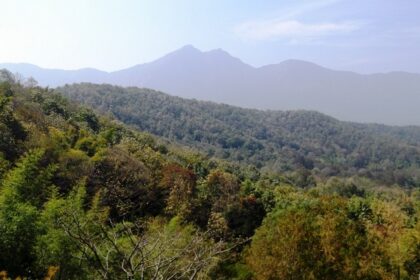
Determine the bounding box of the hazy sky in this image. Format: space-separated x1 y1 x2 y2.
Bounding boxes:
1 0 419 73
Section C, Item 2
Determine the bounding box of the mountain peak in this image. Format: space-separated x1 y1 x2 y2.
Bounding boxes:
176 44 202 53
150 45 252 70
205 48 232 57
155 45 202 62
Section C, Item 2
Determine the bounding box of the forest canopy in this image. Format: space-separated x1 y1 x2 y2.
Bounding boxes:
58 83 420 188
0 71 418 279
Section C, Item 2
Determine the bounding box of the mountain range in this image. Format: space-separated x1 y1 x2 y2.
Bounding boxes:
2 45 420 125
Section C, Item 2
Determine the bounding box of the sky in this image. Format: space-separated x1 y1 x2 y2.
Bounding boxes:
1 0 420 73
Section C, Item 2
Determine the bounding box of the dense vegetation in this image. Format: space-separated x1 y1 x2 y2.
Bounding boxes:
0 71 418 279
58 83 420 187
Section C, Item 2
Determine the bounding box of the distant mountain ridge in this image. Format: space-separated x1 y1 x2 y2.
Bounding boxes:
2 45 420 125
57 83 420 186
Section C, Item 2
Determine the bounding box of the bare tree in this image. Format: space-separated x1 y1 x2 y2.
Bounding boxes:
57 211 242 279
24 76 38 88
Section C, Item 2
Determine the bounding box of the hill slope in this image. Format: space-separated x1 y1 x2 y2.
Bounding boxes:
1 71 419 280
0 71 269 278
3 45 420 125
57 83 420 186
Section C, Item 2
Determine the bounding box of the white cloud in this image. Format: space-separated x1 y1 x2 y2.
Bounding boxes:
234 19 360 41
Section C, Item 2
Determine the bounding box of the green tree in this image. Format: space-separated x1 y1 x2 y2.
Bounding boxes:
0 82 26 160
161 164 197 220
245 196 396 280
0 149 55 277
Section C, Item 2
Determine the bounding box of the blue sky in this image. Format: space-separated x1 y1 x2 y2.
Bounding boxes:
1 0 419 73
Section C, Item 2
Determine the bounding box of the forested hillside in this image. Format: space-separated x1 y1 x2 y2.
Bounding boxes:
0 70 419 279
0 71 264 278
58 83 420 187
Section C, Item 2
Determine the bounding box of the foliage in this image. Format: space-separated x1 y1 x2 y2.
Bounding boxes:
58 83 420 186
245 191 420 279
0 74 418 279
0 82 26 160
0 149 54 277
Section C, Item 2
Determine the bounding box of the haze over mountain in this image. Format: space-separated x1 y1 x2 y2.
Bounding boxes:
2 45 420 125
